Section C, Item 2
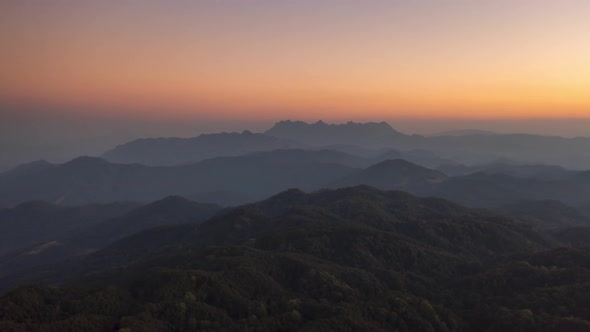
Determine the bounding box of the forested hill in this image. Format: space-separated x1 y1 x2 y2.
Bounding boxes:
2 186 589 331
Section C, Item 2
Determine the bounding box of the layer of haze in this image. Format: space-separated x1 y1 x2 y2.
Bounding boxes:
1 0 590 170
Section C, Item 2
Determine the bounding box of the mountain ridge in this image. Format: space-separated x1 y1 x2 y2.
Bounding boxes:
333 159 448 192
102 131 303 166
265 120 406 147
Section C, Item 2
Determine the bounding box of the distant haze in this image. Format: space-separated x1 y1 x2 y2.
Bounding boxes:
2 104 590 172
3 1 590 170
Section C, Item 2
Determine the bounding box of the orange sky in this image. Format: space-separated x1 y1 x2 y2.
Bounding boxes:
1 0 590 120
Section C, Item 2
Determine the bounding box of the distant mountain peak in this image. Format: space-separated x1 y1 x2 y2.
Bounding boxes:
265 120 405 147
334 159 448 191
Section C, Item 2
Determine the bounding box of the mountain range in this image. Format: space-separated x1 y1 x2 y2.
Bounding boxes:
3 150 590 209
96 120 590 169
102 130 302 166
0 151 357 207
4 120 590 331
264 120 405 147
266 121 590 168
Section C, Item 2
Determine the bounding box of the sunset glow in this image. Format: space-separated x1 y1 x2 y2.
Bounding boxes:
2 0 590 120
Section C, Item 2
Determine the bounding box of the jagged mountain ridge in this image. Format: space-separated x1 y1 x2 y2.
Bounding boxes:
265 120 406 147
95 119 590 169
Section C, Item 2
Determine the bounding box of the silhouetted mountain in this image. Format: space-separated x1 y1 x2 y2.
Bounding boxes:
102 131 303 166
265 120 406 147
325 147 455 169
334 159 447 192
95 119 590 169
0 151 358 207
0 156 160 206
1 186 572 331
5 152 590 211
262 120 590 168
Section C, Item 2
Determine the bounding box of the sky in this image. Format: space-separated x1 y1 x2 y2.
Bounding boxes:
1 0 590 168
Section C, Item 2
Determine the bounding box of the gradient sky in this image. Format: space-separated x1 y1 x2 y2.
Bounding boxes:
2 0 590 170
2 0 590 121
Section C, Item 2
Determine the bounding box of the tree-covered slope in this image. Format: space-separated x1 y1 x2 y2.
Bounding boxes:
1 186 578 331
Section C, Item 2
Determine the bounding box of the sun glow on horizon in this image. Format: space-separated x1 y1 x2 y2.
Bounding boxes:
1 0 590 120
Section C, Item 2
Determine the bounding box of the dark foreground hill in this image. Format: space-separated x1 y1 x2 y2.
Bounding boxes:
3 187 588 331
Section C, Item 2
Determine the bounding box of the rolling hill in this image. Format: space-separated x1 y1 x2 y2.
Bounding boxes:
0 200 138 255
3 186 583 331
0 151 358 207
334 159 447 192
0 196 221 284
